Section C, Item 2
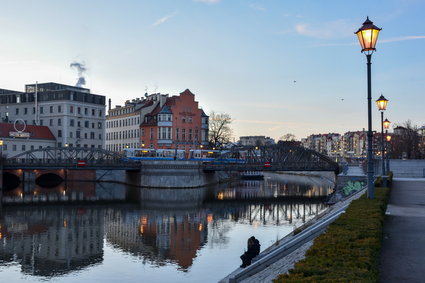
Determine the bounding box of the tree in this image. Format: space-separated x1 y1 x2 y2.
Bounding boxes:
279 133 296 142
390 120 423 159
208 111 233 148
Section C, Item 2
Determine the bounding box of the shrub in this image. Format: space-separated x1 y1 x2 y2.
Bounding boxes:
274 187 389 283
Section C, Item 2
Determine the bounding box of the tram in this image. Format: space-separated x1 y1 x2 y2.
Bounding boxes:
123 148 185 161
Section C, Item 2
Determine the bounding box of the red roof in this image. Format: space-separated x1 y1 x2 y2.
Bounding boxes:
0 123 56 140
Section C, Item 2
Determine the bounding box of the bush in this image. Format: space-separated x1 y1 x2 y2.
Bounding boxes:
274 187 390 283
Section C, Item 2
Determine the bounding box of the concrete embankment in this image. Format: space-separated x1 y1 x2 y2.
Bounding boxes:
97 160 235 188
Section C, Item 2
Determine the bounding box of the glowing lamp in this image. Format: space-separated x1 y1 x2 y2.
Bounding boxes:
383 118 391 129
355 17 382 54
376 95 389 111
386 135 392 142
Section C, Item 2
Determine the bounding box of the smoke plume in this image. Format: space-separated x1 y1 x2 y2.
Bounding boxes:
70 62 87 87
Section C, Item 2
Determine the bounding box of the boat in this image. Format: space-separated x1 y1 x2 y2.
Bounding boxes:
241 171 264 180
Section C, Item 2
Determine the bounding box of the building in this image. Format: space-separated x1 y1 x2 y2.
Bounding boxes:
239 136 275 147
0 82 106 149
0 122 56 158
140 89 208 153
105 93 168 152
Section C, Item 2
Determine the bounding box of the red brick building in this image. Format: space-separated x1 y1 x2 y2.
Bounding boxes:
140 89 208 153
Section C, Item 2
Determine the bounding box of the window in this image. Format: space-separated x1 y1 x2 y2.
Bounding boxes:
92 109 95 116
58 105 62 113
150 128 154 140
182 116 186 123
50 106 53 113
85 121 89 128
189 116 192 123
70 106 74 113
13 144 17 151
31 145 35 150
77 107 81 114
99 110 102 117
176 128 179 140
24 108 28 114
189 129 192 140
85 108 88 115
182 129 186 140
76 131 81 138
70 119 74 127
141 128 145 137
15 108 19 115
33 107 36 114
84 133 88 139
50 119 53 126
22 145 26 151
90 132 95 139
40 107 44 114
98 122 102 129
92 123 95 128
99 134 102 140
39 120 43 126
58 119 62 126
70 132 73 138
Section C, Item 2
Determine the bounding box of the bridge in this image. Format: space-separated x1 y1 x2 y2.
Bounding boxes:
2 147 139 170
205 145 339 172
1 145 339 173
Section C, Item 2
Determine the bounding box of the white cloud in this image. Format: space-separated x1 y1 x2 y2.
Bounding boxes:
249 3 266 12
152 11 178 27
193 0 222 3
380 35 425 43
294 19 356 39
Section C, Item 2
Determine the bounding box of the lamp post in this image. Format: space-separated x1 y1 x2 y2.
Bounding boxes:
386 133 391 173
383 118 391 174
376 95 388 182
356 17 382 199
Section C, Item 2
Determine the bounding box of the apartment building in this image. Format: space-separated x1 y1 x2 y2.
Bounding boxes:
140 89 209 152
105 93 168 152
0 82 106 149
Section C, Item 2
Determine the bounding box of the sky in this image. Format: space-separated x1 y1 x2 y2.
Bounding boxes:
0 0 424 141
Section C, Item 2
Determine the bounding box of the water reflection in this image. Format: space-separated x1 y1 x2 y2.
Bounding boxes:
0 206 103 277
0 173 334 282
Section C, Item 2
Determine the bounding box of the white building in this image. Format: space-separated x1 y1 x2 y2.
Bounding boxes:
0 82 106 149
105 93 168 152
0 122 56 158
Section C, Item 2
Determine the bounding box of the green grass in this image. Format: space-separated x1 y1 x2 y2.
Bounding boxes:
274 187 390 283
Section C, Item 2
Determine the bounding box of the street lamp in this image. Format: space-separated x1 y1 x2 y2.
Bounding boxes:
376 95 388 181
384 119 391 174
356 17 382 199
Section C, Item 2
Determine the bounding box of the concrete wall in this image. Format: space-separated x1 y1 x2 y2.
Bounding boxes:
389 159 425 178
96 160 234 188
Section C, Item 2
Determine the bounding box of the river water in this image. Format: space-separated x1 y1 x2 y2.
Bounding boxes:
0 172 334 283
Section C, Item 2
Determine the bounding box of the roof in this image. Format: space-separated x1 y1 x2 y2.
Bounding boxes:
0 123 56 140
159 105 172 114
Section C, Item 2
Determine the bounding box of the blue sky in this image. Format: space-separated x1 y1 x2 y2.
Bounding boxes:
1 0 424 141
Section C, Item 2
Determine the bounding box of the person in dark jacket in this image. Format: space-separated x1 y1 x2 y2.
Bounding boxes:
240 236 261 268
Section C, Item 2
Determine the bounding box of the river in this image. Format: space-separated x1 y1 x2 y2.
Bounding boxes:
0 172 334 283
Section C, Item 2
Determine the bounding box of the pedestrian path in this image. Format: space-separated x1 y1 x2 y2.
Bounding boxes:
379 178 425 283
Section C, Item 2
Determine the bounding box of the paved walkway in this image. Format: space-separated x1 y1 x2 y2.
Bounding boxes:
379 178 425 283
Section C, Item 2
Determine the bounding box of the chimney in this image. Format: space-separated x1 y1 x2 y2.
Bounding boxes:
108 98 111 111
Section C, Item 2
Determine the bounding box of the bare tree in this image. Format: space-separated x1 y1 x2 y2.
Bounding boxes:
208 111 233 148
390 120 423 159
279 133 296 141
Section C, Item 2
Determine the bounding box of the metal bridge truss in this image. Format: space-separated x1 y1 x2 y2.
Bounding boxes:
209 145 339 172
4 147 138 169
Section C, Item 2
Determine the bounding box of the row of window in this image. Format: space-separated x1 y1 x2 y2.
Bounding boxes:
106 129 140 141
106 143 140 152
11 105 103 116
106 117 140 128
57 130 101 140
1 144 102 151
69 119 103 129
140 127 199 141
